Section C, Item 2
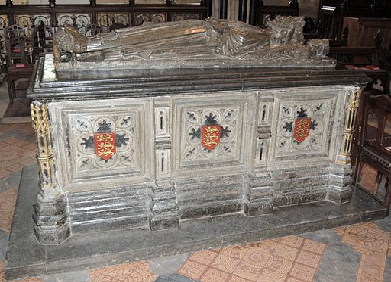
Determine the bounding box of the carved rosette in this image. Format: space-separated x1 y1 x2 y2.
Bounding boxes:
184 108 238 160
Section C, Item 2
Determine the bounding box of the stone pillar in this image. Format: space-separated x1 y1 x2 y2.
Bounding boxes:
31 101 70 244
150 98 179 231
245 95 274 215
328 87 362 204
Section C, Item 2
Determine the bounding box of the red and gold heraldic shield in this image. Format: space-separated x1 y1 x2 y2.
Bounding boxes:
94 133 116 160
202 125 221 151
293 117 311 143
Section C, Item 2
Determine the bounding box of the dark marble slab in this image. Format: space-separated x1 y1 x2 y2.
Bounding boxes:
314 242 360 282
29 58 370 101
0 229 9 261
154 274 200 282
5 165 387 280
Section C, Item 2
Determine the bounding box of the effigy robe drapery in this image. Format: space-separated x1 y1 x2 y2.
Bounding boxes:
52 17 333 79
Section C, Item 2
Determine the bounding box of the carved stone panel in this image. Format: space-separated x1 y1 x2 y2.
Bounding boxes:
172 93 257 176
269 87 344 162
97 13 130 27
171 13 202 21
49 98 153 192
134 12 167 25
57 13 91 34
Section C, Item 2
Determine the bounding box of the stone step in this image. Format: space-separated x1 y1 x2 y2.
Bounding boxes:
70 205 148 221
69 195 148 209
71 213 149 234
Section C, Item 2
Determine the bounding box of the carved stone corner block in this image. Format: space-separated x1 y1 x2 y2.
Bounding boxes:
149 182 179 231
245 200 274 216
245 173 274 216
327 163 354 205
33 190 71 245
327 186 353 205
150 215 179 231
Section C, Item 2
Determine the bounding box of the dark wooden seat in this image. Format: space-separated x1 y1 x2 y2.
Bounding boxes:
353 92 391 213
5 28 35 104
36 21 55 56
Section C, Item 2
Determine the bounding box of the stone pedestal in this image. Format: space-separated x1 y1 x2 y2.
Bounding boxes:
33 189 70 245
28 56 369 243
327 163 354 205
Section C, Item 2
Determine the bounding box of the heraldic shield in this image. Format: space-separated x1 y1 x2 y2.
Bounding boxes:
202 125 221 151
94 132 116 160
293 117 312 143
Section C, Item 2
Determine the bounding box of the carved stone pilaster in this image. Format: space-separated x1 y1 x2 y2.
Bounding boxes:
245 95 274 215
150 99 179 230
245 173 273 216
336 87 362 165
31 101 70 244
330 87 362 204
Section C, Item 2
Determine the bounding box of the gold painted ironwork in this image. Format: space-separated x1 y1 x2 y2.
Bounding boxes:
31 102 57 189
336 87 362 165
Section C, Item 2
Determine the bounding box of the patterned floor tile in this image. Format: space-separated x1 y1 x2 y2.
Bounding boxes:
388 234 391 256
0 187 18 232
301 239 326 255
0 261 5 282
188 250 219 265
179 236 326 282
272 235 304 248
295 250 322 268
356 253 387 282
178 260 208 281
333 226 346 238
341 222 389 255
384 257 391 282
201 268 230 282
289 262 316 281
89 261 157 282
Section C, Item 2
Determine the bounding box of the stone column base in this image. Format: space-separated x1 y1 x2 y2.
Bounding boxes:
245 173 274 216
33 189 70 245
150 182 179 231
327 163 354 205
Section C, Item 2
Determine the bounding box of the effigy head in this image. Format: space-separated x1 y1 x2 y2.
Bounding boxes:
267 16 305 47
54 25 88 54
307 39 330 58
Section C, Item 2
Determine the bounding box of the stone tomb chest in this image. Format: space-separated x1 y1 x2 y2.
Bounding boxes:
28 18 369 244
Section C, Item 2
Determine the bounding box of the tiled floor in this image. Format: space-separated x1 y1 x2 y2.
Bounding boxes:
0 85 390 282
